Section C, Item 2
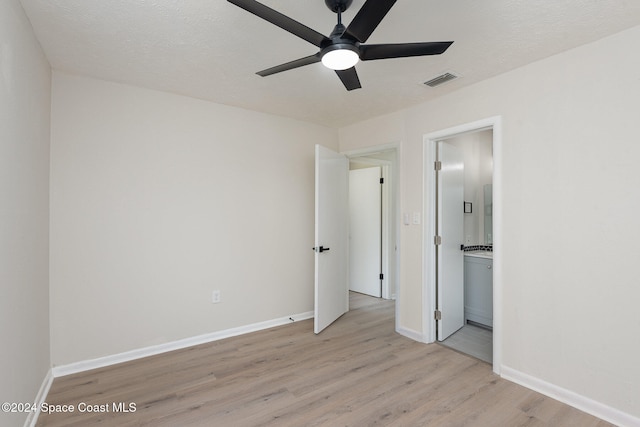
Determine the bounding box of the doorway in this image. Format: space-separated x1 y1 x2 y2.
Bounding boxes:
423 117 502 374
348 165 382 298
313 144 398 334
347 149 397 303
438 130 493 363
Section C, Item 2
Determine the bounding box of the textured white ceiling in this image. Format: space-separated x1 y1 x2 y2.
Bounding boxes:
19 0 640 127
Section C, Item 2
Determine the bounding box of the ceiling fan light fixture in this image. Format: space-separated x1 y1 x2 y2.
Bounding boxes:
321 45 360 70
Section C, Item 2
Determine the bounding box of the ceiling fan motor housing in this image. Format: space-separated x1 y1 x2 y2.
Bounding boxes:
325 0 353 13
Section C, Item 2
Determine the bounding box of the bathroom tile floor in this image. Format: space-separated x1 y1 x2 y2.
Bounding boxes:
440 323 493 363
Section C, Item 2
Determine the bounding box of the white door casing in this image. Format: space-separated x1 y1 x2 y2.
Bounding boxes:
314 145 349 334
424 116 502 374
349 167 382 297
437 141 465 341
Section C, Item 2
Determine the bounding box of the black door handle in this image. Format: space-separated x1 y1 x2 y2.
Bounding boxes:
312 246 330 253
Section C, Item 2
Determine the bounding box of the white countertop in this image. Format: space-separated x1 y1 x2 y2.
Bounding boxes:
464 251 493 259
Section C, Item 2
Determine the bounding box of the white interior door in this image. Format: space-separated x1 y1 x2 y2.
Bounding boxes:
349 167 381 297
314 145 349 334
437 141 465 341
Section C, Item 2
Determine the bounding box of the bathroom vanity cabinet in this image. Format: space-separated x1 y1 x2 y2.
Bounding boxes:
464 254 493 329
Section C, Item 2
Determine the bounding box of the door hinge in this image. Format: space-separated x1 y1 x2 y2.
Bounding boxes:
434 235 442 245
434 310 442 320
434 161 442 171
380 177 384 184
379 273 384 280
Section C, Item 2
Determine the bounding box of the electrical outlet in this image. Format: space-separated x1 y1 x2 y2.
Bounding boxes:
212 290 221 304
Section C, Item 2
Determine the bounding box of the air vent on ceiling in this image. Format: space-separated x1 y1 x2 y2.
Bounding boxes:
423 72 458 88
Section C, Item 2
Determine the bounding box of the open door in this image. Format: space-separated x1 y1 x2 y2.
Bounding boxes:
437 141 465 341
349 167 382 297
314 145 349 334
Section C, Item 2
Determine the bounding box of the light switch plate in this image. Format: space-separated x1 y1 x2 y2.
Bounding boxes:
412 212 421 225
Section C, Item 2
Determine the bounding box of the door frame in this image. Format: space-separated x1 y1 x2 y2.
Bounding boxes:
422 117 502 374
342 143 399 305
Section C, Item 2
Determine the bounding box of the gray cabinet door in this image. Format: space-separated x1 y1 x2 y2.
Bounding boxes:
464 256 493 328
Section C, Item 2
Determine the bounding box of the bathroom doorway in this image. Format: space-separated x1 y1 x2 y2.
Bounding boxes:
423 117 502 373
434 131 493 363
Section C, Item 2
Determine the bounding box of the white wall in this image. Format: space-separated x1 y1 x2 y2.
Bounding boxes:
50 72 338 366
339 25 640 420
0 1 51 425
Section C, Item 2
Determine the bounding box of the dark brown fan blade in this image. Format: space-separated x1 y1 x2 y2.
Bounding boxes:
343 0 397 43
335 67 361 91
257 54 321 77
360 41 453 61
228 0 330 48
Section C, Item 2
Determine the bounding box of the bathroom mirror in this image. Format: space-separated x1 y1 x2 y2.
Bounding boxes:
484 184 493 244
447 129 493 247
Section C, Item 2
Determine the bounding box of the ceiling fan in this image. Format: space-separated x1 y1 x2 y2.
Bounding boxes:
227 0 453 90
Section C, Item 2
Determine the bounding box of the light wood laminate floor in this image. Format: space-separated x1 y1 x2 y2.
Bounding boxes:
37 293 613 426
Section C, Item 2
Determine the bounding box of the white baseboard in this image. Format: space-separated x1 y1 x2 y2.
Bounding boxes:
52 311 314 378
501 366 640 427
24 369 53 427
396 326 428 343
